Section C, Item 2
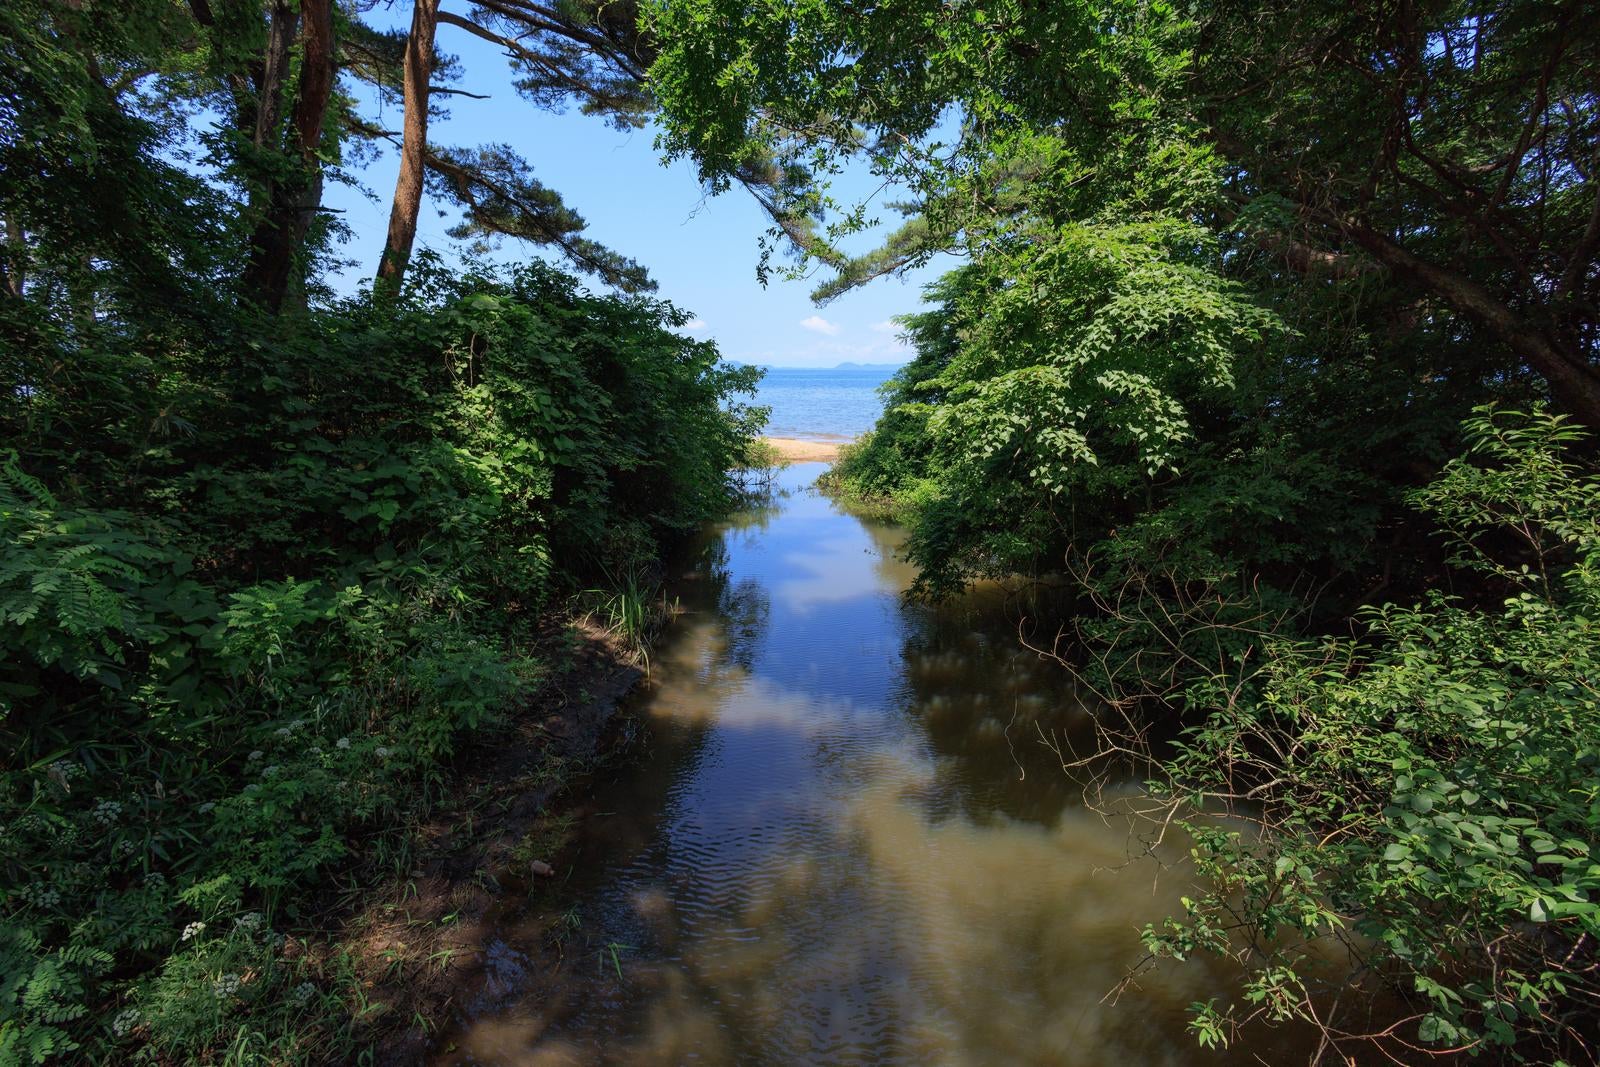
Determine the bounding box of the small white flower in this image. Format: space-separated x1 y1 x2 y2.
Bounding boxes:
197 801 216 814
21 883 61 909
274 726 292 738
111 1007 140 1037
247 750 263 762
117 839 136 855
181 921 206 942
374 746 390 759
261 765 280 778
290 981 316 1005
48 759 85 789
234 912 264 933
309 745 323 756
145 872 167 887
93 800 123 825
335 737 350 750
213 973 242 997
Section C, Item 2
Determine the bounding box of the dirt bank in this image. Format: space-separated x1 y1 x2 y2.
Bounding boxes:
333 620 646 1064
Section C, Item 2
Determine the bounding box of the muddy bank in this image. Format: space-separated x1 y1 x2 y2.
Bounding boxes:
330 620 646 1064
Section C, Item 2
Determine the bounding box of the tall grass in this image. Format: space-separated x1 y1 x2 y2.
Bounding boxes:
579 567 678 671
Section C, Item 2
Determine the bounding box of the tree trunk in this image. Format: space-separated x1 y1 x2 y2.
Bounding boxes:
185 0 281 151
375 0 442 295
242 0 335 312
254 1 297 150
1 217 25 299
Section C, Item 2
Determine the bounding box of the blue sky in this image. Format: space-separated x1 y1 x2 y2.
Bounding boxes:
322 7 951 368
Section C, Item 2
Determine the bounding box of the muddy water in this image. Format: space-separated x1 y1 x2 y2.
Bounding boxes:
439 464 1316 1066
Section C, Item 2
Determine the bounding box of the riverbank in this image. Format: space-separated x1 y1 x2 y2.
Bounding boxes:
350 618 648 1063
761 435 850 462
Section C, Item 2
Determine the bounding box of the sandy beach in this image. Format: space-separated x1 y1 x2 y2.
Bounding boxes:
762 436 850 462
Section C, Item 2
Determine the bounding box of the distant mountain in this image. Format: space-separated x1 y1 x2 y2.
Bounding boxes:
832 361 905 370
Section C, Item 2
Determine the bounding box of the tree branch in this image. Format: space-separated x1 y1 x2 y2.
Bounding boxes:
1557 184 1600 302
1336 214 1600 423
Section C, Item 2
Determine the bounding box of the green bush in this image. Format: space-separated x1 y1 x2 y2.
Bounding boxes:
1143 408 1600 1060
0 258 759 1062
825 244 1493 612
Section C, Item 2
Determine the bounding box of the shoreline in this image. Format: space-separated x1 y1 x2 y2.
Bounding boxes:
363 620 646 1062
762 435 850 462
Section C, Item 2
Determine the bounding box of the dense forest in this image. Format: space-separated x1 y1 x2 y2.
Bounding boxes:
2 0 1598 1063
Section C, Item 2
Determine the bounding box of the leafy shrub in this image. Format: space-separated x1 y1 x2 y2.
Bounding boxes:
825 246 1490 613
1142 408 1600 1060
0 259 759 1061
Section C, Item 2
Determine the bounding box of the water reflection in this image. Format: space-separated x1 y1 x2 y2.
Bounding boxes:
436 465 1316 1065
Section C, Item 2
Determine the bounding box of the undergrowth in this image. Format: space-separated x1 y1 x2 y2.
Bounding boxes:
0 259 761 1063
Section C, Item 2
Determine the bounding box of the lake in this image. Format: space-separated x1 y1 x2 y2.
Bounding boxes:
752 365 901 441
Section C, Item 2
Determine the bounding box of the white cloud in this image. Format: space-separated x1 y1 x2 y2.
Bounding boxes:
683 318 707 332
799 315 840 336
869 320 898 333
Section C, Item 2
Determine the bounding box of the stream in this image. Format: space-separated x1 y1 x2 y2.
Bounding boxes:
436 463 1322 1065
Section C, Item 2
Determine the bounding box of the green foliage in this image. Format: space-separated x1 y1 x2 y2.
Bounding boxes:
646 0 1202 257
0 3 765 1057
1143 409 1600 1059
0 927 110 1064
651 0 1595 1055
0 254 757 1060
426 143 655 293
878 218 1279 595
580 564 677 668
649 0 1598 423
830 251 1485 611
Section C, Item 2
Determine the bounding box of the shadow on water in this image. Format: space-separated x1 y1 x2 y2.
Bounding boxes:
433 464 1327 1066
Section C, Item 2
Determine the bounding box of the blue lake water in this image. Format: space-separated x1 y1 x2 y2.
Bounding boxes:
751 365 901 440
